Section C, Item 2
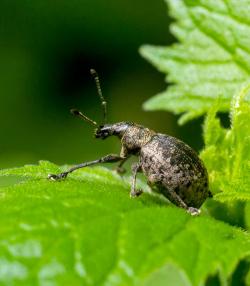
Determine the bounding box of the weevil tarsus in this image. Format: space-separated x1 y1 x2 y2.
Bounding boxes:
188 207 201 216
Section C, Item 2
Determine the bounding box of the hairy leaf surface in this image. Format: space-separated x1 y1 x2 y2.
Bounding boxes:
140 0 250 124
0 161 249 285
201 84 250 202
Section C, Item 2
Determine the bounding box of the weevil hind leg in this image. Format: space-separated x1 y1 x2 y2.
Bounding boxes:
48 154 124 181
166 190 201 216
167 191 201 216
152 183 201 216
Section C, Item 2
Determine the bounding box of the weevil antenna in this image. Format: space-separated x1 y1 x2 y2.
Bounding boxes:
70 109 98 127
90 68 107 124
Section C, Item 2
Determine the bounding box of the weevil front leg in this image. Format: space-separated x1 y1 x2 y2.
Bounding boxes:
115 145 130 174
130 163 143 198
115 156 130 174
48 154 125 181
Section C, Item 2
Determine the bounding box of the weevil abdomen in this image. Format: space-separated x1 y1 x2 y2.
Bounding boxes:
140 134 210 208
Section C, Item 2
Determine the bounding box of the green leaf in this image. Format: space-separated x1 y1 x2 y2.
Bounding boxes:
0 161 249 285
140 0 250 124
201 83 250 202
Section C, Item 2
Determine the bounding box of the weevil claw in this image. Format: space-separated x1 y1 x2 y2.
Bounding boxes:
48 174 59 181
48 173 67 181
115 166 126 175
130 189 143 198
187 207 201 216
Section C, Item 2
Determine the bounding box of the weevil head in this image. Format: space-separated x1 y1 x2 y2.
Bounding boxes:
71 70 133 140
95 122 132 140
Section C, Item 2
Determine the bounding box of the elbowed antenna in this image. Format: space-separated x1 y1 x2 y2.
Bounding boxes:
70 109 98 127
70 69 107 127
90 69 107 125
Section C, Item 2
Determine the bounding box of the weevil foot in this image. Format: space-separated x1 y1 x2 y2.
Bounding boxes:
115 166 126 175
48 173 67 181
187 207 201 216
130 189 143 198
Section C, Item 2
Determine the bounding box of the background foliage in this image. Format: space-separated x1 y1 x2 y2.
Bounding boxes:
141 0 250 124
0 0 186 169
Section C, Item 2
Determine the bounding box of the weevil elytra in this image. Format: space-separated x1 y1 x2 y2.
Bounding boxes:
48 69 212 215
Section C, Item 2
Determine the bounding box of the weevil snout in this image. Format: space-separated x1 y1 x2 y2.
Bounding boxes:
95 125 113 139
95 122 131 139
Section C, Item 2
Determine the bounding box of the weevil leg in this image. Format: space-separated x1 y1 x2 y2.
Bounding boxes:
187 207 201 216
48 154 124 181
166 190 188 209
165 189 200 216
115 156 130 175
130 163 143 198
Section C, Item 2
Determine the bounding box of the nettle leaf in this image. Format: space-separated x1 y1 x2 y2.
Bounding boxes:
0 161 250 285
140 0 250 124
201 83 250 202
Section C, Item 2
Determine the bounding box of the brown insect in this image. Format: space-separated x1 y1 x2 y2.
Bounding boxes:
48 69 212 215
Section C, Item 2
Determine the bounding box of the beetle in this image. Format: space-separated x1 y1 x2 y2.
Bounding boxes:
48 69 212 215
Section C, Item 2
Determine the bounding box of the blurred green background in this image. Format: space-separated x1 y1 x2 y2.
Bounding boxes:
0 0 203 169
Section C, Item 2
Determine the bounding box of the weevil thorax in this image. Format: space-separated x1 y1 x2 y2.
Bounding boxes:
95 122 155 153
121 123 156 154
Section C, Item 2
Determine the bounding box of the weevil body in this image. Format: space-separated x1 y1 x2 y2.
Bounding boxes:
48 70 212 215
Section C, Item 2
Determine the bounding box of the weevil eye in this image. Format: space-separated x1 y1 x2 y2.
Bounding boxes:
95 126 109 139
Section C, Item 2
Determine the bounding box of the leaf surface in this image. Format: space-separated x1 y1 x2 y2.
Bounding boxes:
201 83 250 203
140 0 250 124
0 161 249 285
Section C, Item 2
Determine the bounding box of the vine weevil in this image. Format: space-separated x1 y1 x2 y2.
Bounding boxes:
48 69 212 215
